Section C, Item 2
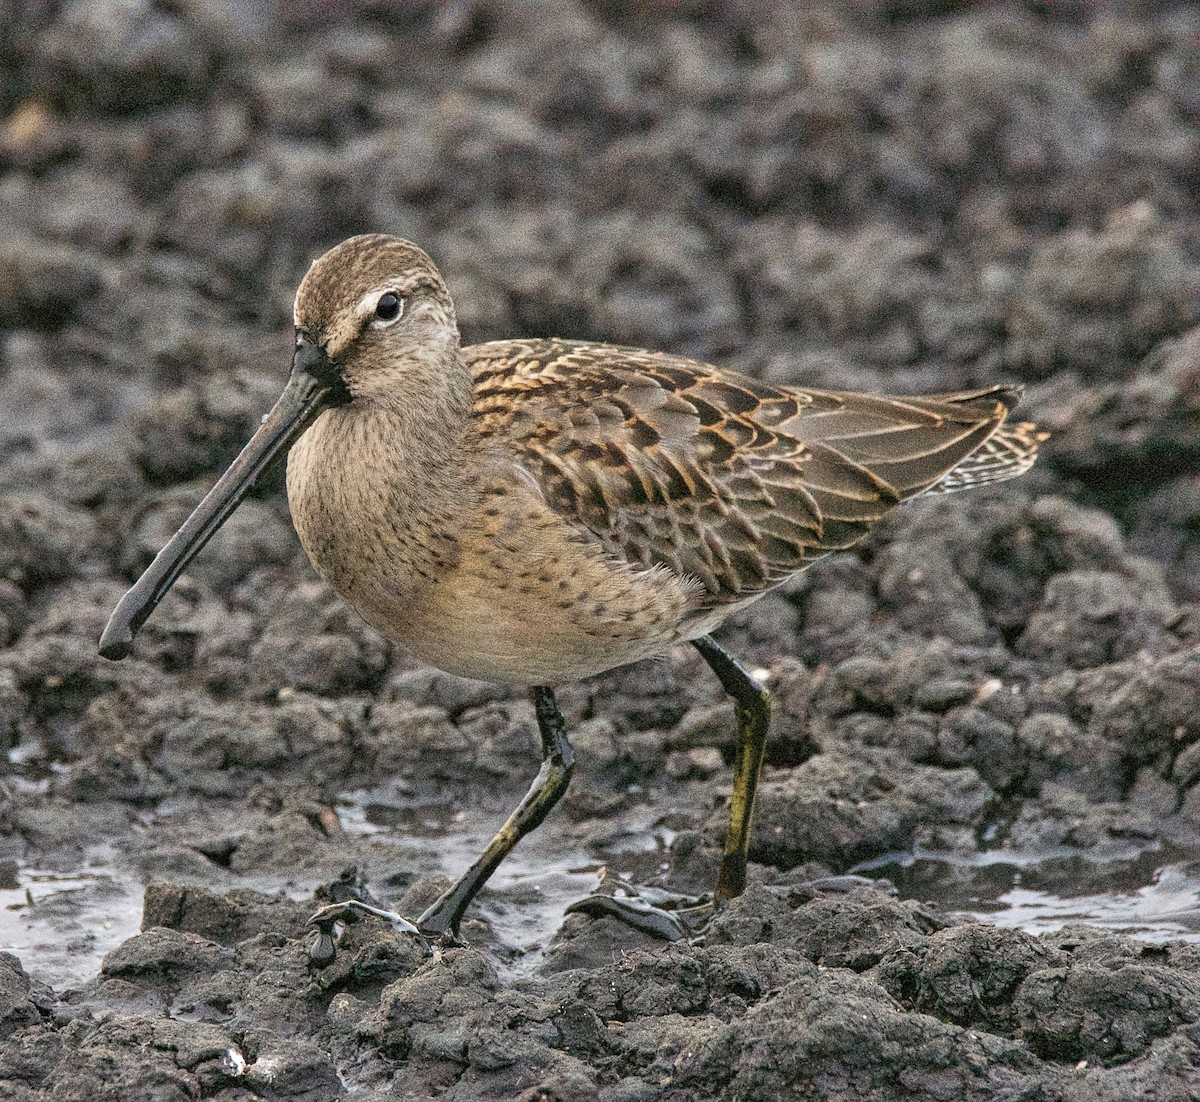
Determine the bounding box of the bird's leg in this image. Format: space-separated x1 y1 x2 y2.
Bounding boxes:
415 685 576 938
308 686 575 962
565 635 770 942
691 634 770 902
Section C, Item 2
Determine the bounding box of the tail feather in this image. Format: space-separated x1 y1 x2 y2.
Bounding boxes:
923 419 1047 495
929 383 1025 414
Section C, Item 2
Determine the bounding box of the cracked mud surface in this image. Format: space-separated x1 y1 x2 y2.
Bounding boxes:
2 2 1200 1099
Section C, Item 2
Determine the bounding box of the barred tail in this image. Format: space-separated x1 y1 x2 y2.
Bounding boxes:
924 419 1047 495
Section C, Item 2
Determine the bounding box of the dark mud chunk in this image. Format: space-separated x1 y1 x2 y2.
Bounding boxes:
101 926 234 985
59 600 186 710
829 639 998 717
109 100 255 198
582 126 709 226
753 658 821 767
1005 783 1160 854
969 496 1156 636
875 541 990 644
0 494 95 593
570 943 742 1022
901 13 1105 184
92 263 266 386
915 678 979 712
141 883 312 947
747 749 992 872
40 1016 245 1101
559 940 817 1024
709 883 945 971
1129 473 1200 604
369 948 499 1059
1015 951 1200 1065
31 0 217 115
570 716 672 820
1005 202 1200 381
144 691 350 797
187 500 297 595
238 1034 342 1102
4 798 130 867
4 627 163 767
795 581 877 665
1017 567 1176 669
249 587 390 697
668 966 1042 1101
9 438 144 514
156 163 286 281
671 702 736 753
304 918 430 998
588 655 689 733
1016 710 1121 801
18 168 143 252
0 340 81 455
935 707 1031 794
1089 650 1200 773
59 734 170 806
876 923 1066 1035
702 882 808 949
72 681 354 801
365 700 465 776
0 239 104 330
735 220 935 368
788 889 947 972
1043 326 1200 494
578 211 744 359
250 58 364 140
0 953 41 1039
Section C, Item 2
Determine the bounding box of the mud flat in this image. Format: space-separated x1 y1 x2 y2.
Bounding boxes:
1 2 1199 1098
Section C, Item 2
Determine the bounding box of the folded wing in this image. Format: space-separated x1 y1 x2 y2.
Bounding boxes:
470 339 1042 604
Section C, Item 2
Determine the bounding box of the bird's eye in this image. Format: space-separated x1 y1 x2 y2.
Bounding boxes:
373 292 403 325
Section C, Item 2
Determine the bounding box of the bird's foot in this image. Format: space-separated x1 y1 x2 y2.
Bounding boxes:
307 900 464 965
566 880 712 942
564 873 890 943
780 873 890 901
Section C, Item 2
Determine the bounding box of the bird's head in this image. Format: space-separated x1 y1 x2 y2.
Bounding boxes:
97 234 462 661
292 234 460 404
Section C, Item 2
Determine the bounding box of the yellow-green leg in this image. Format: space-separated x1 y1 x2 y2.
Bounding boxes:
692 634 771 902
417 685 575 936
309 686 574 961
565 634 771 941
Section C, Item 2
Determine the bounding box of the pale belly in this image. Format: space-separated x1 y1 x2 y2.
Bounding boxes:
346 544 705 685
287 435 706 685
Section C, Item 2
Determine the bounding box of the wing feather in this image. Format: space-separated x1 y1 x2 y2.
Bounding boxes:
469 338 1041 605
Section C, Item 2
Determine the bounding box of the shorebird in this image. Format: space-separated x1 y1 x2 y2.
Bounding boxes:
100 234 1044 952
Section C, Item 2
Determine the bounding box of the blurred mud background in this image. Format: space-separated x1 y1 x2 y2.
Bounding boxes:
1 1 1199 1099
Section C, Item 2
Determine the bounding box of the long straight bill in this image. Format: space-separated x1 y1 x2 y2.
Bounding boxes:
99 339 344 660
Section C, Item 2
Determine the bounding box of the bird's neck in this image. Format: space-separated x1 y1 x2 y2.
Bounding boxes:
285 363 479 603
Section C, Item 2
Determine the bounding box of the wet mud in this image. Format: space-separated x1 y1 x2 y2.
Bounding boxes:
2 2 1200 1099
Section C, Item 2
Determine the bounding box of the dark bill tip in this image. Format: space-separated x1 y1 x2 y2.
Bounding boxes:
98 629 133 662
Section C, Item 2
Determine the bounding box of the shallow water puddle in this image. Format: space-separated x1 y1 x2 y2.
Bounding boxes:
344 784 1200 954
975 863 1200 939
0 850 144 991
861 844 1200 943
336 786 615 972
